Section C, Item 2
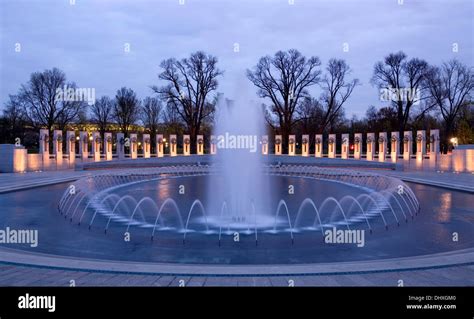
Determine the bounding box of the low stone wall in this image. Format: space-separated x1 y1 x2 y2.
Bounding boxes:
0 145 27 173
453 146 474 172
77 154 400 171
26 154 43 171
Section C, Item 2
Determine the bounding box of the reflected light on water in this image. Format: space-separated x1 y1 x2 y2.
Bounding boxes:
157 179 171 200
436 192 452 223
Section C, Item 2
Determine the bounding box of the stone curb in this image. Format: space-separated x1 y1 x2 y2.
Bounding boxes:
0 246 472 276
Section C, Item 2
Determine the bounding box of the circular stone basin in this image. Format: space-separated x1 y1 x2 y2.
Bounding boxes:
0 170 473 265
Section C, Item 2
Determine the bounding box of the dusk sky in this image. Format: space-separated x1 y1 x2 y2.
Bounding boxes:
1 0 473 117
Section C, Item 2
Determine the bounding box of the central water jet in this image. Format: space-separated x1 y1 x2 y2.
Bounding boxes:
206 94 276 229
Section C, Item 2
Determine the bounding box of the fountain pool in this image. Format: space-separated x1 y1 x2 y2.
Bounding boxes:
1 164 473 265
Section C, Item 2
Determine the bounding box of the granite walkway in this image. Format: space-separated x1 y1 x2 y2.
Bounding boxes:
0 263 472 286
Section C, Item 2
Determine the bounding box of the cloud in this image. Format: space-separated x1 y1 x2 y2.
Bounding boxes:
1 0 472 117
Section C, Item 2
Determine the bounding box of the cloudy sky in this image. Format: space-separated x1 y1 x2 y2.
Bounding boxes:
1 0 473 117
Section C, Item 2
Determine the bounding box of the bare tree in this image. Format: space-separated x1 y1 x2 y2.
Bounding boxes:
425 60 474 152
113 87 140 135
90 96 114 139
318 59 359 133
152 51 222 152
2 95 28 144
371 52 430 143
296 96 323 131
18 68 85 136
141 96 163 146
365 105 399 133
247 49 321 150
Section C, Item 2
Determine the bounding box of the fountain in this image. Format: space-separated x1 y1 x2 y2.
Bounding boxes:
57 163 420 247
205 95 276 230
54 94 422 258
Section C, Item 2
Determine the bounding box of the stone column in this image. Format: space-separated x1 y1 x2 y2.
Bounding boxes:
129 133 138 159
210 135 217 155
301 135 309 157
104 133 112 161
429 129 440 161
378 132 387 162
66 131 76 165
341 134 349 159
143 134 151 158
354 133 362 160
366 133 375 161
79 131 89 161
416 130 426 162
156 134 164 157
328 134 336 158
261 135 269 155
183 135 191 156
403 131 412 161
117 133 125 160
275 135 282 155
315 134 323 158
92 132 101 162
197 135 204 155
390 132 399 163
288 135 296 156
39 129 50 165
53 130 63 166
169 134 177 156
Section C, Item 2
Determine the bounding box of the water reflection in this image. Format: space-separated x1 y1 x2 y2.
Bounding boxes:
436 192 452 223
156 179 172 200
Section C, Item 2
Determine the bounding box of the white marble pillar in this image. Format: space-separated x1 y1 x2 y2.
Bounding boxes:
156 134 164 157
341 134 349 159
92 132 101 162
210 135 217 155
403 131 412 161
183 135 191 156
390 132 399 163
117 133 125 160
416 130 426 162
315 134 323 158
354 133 362 160
169 134 177 157
79 131 89 161
430 129 440 161
328 134 336 158
378 132 387 162
262 135 269 155
66 131 76 164
197 135 204 155
366 133 375 161
275 135 282 155
39 129 50 165
143 134 151 158
288 135 296 156
104 133 112 161
129 133 138 159
301 135 309 157
53 130 63 166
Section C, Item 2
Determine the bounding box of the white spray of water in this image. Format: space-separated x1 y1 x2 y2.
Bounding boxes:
206 85 275 229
